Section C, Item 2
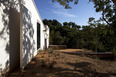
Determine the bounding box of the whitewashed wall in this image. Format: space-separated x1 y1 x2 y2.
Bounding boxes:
0 0 20 75
0 2 10 74
0 0 48 75
46 26 49 48
21 0 45 69
44 25 49 48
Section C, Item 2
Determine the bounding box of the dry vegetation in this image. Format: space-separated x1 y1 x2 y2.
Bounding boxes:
8 49 116 77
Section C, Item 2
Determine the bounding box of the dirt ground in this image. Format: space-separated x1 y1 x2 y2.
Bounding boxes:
8 49 116 77
55 49 92 52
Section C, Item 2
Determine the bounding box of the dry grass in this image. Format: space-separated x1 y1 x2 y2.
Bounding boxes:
8 49 116 77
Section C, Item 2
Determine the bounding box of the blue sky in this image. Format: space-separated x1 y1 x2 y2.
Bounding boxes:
34 0 102 26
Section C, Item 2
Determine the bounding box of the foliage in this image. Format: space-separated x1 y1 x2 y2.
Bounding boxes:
43 19 80 48
52 0 116 30
52 0 115 9
43 19 116 52
52 0 79 9
42 0 116 53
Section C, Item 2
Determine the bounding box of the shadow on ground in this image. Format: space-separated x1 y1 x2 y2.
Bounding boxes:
8 51 116 77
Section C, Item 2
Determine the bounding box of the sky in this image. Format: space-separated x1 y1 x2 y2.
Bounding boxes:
34 0 102 26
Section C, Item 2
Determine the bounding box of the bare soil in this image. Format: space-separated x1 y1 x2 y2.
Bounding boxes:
8 49 116 77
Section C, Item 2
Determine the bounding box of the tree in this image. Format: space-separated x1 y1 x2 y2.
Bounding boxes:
43 19 80 48
63 22 69 26
52 0 116 8
52 0 78 9
52 0 116 30
43 19 116 53
76 25 81 30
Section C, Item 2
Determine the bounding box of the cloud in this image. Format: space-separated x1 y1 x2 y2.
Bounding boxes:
52 10 77 17
52 2 64 8
50 2 77 18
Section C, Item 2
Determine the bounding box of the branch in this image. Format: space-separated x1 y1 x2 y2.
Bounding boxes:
102 12 116 31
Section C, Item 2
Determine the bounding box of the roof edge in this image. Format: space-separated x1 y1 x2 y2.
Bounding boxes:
32 0 44 25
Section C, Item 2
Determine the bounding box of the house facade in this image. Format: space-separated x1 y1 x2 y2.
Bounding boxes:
0 0 49 75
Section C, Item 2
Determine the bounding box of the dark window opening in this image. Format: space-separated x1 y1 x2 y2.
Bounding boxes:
37 23 40 49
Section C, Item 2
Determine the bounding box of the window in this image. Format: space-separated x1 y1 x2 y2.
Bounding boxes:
37 23 40 49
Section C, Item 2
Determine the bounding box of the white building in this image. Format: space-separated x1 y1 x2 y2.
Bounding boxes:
0 0 49 75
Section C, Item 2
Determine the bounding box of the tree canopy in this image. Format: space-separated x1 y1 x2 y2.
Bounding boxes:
52 0 116 9
41 0 116 56
43 19 116 53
